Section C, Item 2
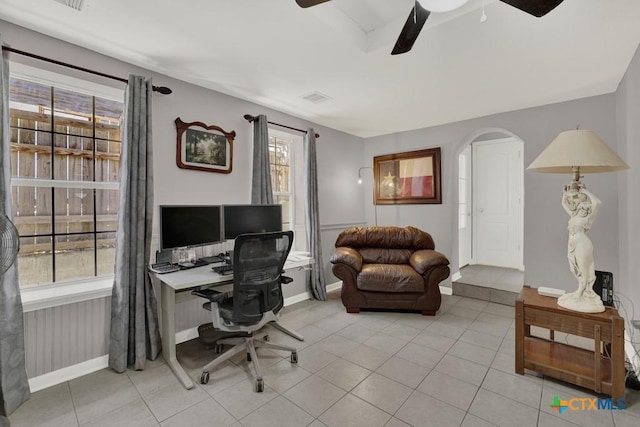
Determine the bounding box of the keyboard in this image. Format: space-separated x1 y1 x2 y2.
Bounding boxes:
149 263 180 274
178 259 208 269
200 255 225 264
212 265 233 275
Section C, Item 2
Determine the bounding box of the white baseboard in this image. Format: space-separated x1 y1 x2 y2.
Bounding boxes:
176 327 200 344
451 271 462 282
326 281 342 293
28 355 109 393
440 285 453 295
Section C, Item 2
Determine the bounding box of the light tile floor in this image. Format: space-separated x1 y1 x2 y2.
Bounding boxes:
9 290 640 427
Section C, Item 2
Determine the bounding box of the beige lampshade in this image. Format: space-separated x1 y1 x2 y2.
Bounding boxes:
527 130 629 173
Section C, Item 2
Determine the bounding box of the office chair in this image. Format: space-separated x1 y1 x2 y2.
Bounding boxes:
192 230 298 392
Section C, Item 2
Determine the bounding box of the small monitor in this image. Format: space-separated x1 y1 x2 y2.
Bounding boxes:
223 204 283 240
159 205 223 250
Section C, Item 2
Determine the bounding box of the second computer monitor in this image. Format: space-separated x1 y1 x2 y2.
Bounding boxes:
223 204 282 240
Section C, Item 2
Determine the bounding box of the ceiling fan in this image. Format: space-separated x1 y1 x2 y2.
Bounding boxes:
295 0 565 55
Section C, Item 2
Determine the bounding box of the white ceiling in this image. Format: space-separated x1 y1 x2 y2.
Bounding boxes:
2 0 640 137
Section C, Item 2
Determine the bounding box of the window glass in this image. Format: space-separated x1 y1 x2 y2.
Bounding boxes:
269 135 293 231
9 76 124 288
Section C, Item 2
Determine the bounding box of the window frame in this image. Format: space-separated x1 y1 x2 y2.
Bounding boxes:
268 129 295 234
9 62 124 304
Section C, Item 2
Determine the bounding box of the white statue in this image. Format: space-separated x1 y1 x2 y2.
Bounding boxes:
557 183 605 313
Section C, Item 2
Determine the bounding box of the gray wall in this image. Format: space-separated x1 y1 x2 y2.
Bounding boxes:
364 95 621 291
615 43 640 311
1 20 365 378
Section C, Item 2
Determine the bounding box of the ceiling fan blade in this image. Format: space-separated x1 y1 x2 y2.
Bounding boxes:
391 3 431 55
499 0 564 17
295 0 331 8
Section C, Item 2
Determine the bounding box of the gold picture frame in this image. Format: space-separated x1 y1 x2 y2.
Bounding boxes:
374 147 442 205
175 117 235 174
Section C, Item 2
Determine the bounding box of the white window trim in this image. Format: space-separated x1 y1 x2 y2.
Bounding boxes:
21 276 113 312
11 178 119 190
10 63 124 311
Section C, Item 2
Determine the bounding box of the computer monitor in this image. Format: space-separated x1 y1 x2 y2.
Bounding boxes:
223 204 283 240
159 205 223 250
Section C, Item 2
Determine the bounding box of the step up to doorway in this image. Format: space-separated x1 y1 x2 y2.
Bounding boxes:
452 265 523 306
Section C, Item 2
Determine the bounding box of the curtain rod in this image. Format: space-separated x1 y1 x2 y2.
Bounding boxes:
243 114 319 138
2 46 172 94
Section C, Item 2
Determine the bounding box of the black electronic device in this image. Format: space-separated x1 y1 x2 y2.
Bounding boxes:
150 262 180 274
594 270 614 307
159 205 223 250
212 264 234 275
222 204 283 240
156 248 173 264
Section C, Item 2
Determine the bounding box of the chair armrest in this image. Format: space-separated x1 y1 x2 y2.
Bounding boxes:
410 249 450 275
191 287 227 303
280 275 294 284
330 247 363 272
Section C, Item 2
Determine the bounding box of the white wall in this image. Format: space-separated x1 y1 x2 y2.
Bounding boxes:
364 94 621 292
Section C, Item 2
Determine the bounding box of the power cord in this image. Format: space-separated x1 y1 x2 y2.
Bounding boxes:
612 292 640 389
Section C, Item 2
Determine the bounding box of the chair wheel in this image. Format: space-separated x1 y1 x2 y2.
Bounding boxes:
263 335 269 341
200 371 210 384
214 344 223 354
290 351 298 363
255 378 264 392
247 352 252 362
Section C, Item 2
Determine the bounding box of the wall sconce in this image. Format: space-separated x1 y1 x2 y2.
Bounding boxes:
357 166 377 225
358 166 372 184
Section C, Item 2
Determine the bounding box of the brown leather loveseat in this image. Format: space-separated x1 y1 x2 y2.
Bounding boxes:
330 226 450 315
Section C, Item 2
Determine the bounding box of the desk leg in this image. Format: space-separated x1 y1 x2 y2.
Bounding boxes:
515 297 524 375
161 284 194 390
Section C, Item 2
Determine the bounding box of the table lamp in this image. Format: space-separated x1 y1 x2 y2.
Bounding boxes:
527 130 629 313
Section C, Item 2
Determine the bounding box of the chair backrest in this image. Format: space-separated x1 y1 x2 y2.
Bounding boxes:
230 230 294 324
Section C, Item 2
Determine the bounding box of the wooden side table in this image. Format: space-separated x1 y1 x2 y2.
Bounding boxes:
515 285 625 403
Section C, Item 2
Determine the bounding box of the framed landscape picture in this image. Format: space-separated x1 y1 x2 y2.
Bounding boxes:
175 117 235 173
373 147 441 204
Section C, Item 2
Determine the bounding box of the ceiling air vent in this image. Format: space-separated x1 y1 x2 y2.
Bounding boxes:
53 0 85 11
300 91 332 104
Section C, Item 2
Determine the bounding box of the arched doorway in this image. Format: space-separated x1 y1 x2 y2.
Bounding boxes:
454 130 525 302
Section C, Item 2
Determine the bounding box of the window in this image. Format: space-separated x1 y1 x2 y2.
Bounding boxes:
269 133 292 231
9 70 124 288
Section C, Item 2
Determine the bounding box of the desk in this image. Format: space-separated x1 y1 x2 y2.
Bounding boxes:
515 286 625 404
151 252 313 390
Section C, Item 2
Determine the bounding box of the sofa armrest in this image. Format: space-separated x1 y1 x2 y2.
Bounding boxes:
330 247 363 272
410 249 449 275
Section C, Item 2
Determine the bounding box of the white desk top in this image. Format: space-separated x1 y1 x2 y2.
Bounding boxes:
152 251 314 291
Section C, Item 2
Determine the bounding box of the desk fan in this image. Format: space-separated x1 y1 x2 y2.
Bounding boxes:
0 214 19 275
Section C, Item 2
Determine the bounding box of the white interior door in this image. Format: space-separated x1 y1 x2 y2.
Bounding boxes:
472 138 523 269
458 145 472 268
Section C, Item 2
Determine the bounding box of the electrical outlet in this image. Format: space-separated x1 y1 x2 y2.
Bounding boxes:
632 320 640 330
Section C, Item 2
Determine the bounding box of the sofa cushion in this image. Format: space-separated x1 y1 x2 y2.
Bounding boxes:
335 226 435 250
357 264 424 293
360 248 413 265
330 247 363 271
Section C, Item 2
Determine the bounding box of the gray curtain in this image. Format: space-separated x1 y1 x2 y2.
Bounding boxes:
0 42 30 424
109 75 161 373
304 130 327 301
251 115 273 204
